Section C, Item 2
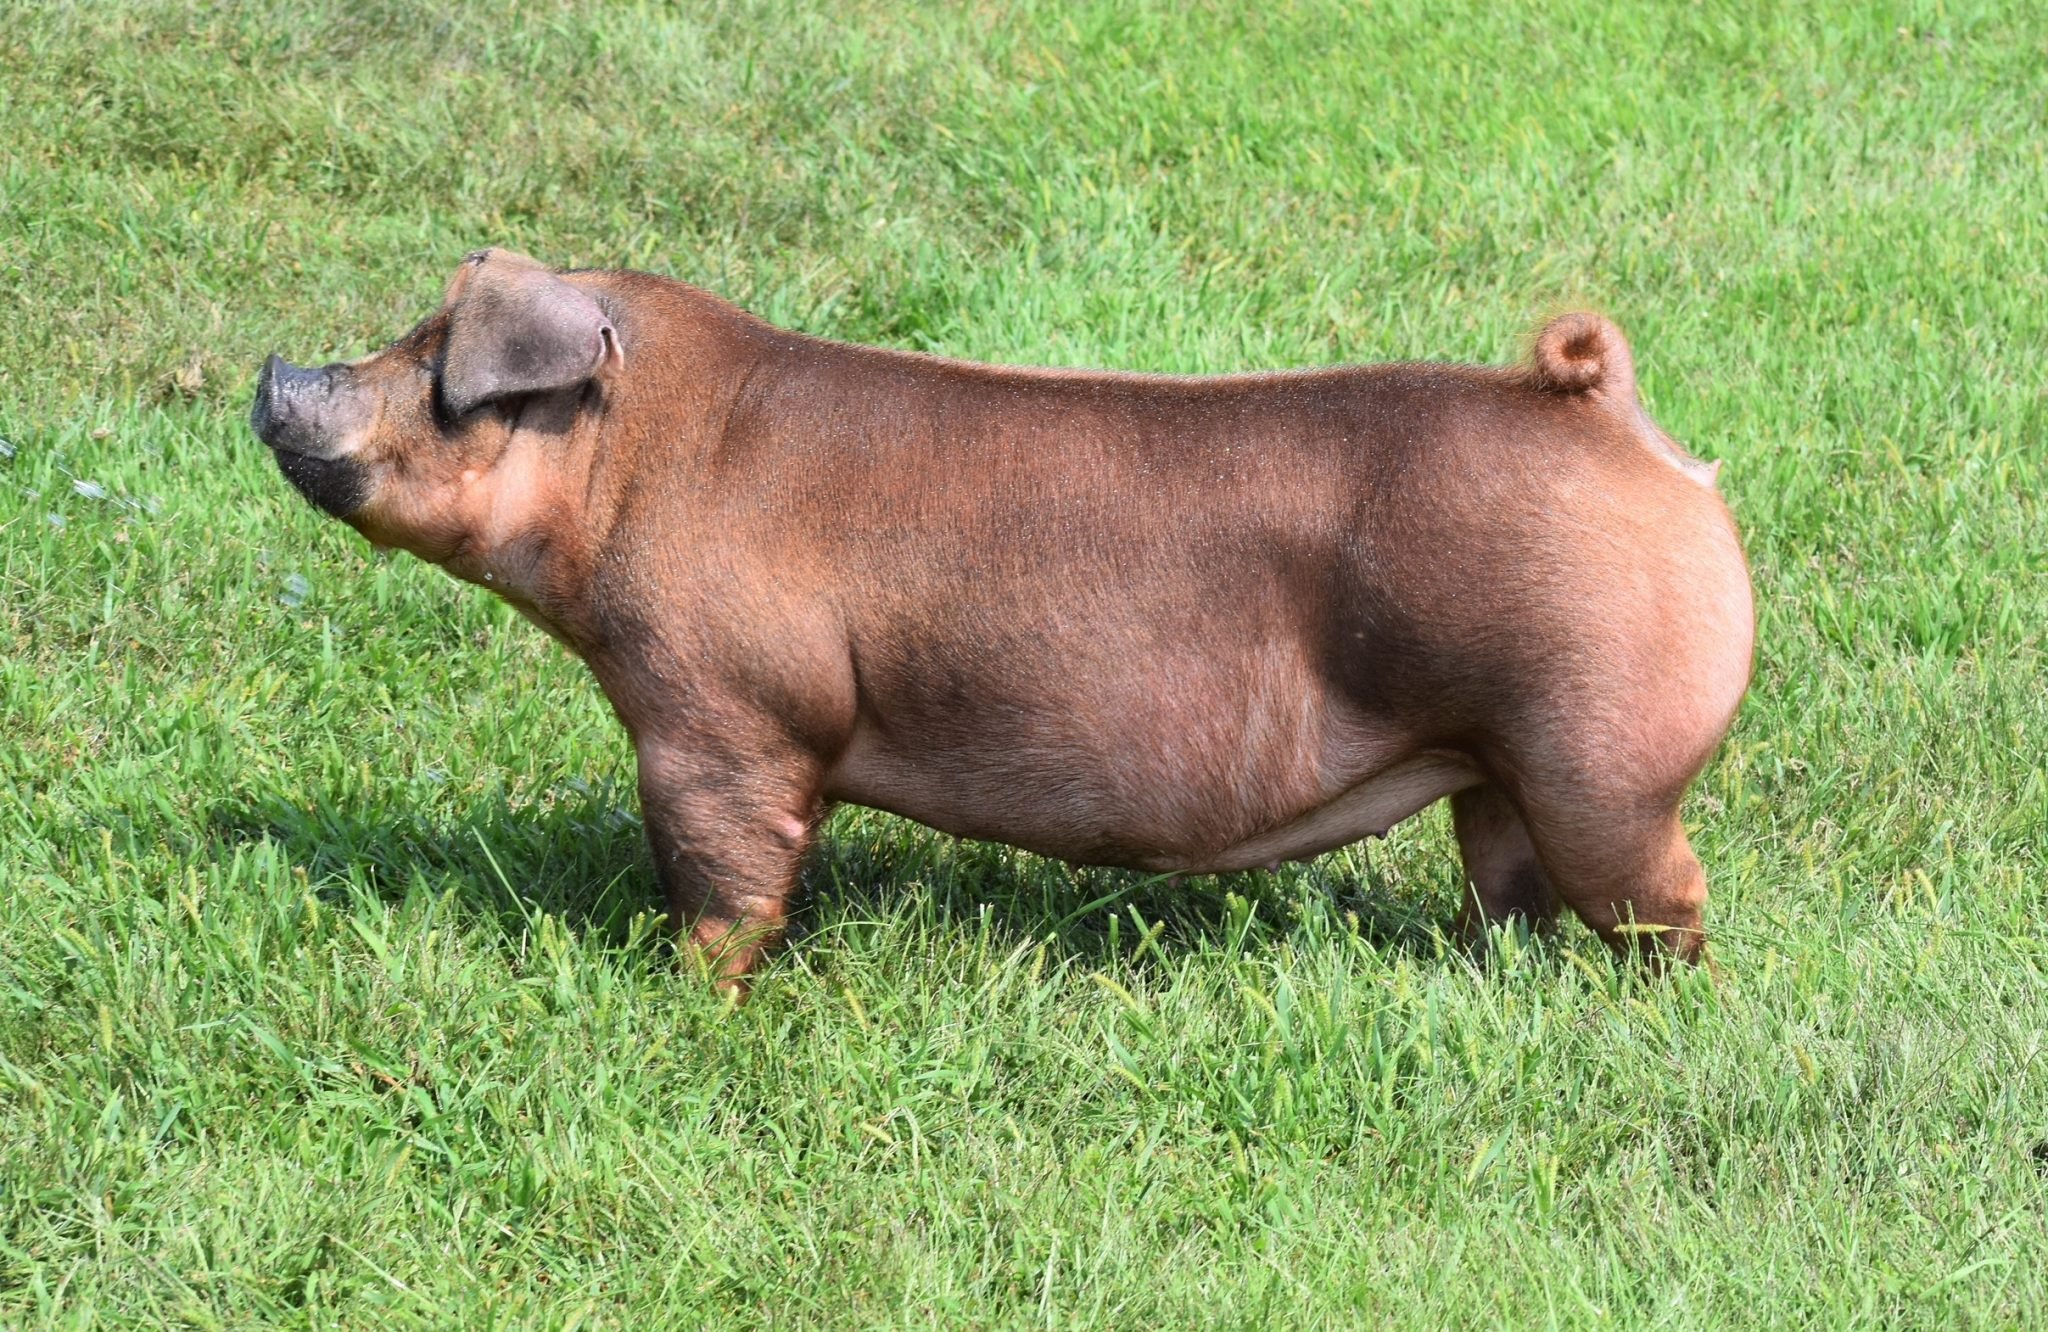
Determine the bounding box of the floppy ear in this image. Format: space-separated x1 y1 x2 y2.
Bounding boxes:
439 248 621 418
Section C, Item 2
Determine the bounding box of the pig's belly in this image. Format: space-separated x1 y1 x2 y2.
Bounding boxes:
823 726 1481 873
1171 751 1481 872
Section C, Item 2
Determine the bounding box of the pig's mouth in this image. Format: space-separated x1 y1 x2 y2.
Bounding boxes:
267 444 370 519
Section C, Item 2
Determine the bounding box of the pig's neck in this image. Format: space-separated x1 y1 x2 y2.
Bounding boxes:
442 415 600 654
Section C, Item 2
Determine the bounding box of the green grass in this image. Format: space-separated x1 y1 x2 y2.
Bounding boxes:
4 0 2046 1324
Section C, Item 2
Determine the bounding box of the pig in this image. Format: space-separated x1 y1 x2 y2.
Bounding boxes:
252 248 1754 992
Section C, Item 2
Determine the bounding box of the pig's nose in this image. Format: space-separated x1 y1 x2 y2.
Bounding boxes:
259 354 325 403
252 354 325 449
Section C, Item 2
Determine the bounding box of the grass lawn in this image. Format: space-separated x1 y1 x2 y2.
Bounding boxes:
4 0 2046 1324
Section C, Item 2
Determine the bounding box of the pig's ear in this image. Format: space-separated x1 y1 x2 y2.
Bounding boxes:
439 248 622 418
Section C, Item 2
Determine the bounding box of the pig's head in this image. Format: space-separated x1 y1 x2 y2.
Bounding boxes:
249 248 622 560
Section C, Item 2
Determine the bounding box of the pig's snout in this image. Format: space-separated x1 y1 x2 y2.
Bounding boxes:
251 354 370 518
251 354 338 455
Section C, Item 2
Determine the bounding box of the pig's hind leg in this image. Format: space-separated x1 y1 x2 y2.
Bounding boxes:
1510 774 1711 967
1450 784 1560 949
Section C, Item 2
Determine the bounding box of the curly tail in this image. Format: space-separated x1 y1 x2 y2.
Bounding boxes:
1529 311 1636 401
1528 312 1722 487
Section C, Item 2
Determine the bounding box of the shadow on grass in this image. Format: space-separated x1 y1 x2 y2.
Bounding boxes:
206 784 1457 975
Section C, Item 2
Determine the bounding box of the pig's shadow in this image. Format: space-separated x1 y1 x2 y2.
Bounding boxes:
207 783 1457 975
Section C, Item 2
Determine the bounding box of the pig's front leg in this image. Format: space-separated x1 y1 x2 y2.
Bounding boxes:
633 732 824 997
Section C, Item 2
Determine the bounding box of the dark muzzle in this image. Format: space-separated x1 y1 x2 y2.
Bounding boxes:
250 354 369 518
